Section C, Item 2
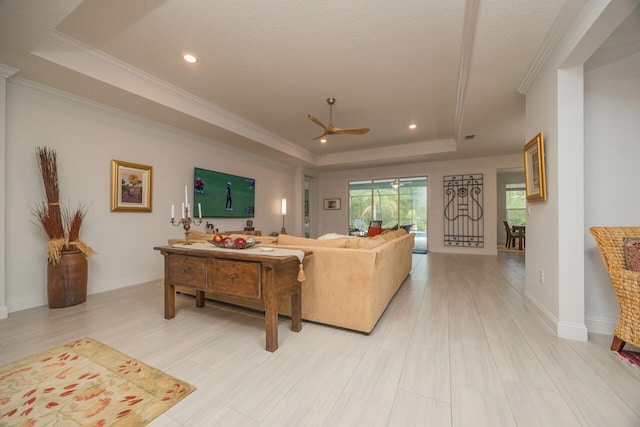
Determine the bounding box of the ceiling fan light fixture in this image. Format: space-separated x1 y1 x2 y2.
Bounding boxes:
409 124 417 129
320 138 327 143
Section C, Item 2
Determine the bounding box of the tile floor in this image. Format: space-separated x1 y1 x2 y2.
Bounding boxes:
1 252 639 426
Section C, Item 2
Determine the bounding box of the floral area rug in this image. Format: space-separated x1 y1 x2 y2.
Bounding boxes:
617 350 640 371
0 337 195 426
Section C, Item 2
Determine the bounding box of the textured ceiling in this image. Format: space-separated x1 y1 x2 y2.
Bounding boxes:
2 0 635 170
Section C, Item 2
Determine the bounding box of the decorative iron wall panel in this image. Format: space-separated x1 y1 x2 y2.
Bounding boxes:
443 174 484 247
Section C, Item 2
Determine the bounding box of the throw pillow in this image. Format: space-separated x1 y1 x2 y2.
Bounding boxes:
623 237 640 271
367 226 382 237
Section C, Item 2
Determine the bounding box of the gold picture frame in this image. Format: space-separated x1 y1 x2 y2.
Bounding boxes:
111 159 153 212
523 132 546 202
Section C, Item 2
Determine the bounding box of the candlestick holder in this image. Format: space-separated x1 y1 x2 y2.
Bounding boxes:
171 205 202 245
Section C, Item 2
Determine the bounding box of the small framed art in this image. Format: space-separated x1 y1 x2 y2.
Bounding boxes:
111 159 153 212
323 198 341 210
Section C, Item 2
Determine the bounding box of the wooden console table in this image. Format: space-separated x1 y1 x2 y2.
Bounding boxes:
154 245 309 351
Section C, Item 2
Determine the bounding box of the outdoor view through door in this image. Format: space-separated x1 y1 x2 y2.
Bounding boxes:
348 177 427 253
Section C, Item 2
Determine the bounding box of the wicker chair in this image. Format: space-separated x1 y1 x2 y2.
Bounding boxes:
589 227 640 351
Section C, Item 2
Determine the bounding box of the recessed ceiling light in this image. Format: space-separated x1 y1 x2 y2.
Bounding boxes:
409 124 417 129
320 138 327 144
183 54 197 63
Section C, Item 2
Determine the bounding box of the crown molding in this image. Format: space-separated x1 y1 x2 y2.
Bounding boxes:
0 64 19 79
31 31 316 165
517 1 585 94
8 77 300 171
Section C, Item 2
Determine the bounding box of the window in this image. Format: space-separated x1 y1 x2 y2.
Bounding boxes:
506 183 526 225
348 177 427 234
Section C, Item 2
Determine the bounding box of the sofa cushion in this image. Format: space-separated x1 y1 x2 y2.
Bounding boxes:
278 234 348 248
346 237 361 249
380 230 397 241
623 237 640 271
318 233 348 240
358 237 386 249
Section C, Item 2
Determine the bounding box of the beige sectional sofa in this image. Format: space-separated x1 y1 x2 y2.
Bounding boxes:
167 229 414 333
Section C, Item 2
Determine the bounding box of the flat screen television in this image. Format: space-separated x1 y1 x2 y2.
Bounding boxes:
193 167 255 218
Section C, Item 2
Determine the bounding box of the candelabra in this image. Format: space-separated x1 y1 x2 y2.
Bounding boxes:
171 204 202 245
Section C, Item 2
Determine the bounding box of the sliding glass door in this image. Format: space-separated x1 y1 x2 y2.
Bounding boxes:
348 177 427 252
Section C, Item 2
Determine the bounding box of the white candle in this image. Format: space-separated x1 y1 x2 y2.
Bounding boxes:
181 202 185 219
184 185 188 205
198 203 202 218
171 204 175 219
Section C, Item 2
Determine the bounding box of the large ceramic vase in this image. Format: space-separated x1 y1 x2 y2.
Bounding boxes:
47 250 88 308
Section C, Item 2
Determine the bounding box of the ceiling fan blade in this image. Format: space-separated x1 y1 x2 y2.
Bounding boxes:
333 127 370 135
311 130 329 140
307 114 328 130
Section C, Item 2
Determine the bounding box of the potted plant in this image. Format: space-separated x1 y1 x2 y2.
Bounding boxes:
31 146 94 308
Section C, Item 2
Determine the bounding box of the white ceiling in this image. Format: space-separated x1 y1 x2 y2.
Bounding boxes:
0 1 638 170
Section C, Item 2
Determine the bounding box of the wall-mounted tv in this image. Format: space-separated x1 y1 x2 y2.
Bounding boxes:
193 167 255 218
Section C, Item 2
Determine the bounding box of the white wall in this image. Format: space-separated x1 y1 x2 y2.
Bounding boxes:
317 155 522 255
524 60 561 327
523 0 637 339
5 80 297 313
584 52 640 334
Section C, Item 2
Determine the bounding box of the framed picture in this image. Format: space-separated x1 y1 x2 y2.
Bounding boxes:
323 198 341 210
523 132 546 202
111 159 153 212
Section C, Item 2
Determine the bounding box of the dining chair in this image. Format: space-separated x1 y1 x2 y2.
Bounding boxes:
503 221 516 248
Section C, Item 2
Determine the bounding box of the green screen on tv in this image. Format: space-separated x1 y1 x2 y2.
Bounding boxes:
194 167 255 218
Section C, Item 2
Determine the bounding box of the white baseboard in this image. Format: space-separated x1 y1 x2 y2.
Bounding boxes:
557 321 588 341
0 304 7 320
524 291 558 334
585 315 617 335
524 291 588 341
8 296 48 313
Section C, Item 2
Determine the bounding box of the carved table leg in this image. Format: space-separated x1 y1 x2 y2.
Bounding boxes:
164 283 175 319
195 290 205 308
265 297 278 352
264 268 278 352
291 288 302 332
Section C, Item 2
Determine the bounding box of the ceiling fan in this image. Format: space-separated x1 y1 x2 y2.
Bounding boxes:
307 98 369 141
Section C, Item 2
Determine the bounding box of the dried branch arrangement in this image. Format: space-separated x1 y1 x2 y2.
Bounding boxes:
32 146 95 264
